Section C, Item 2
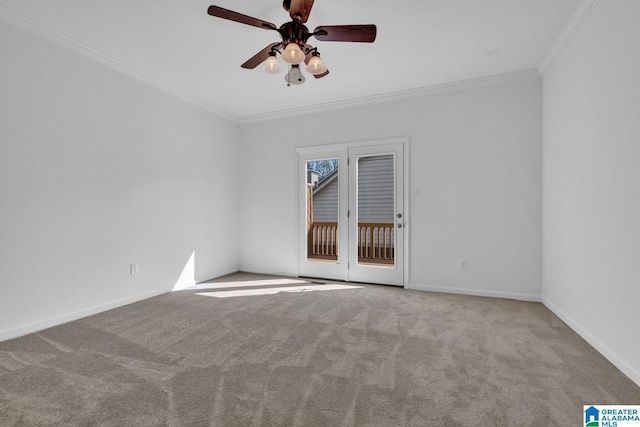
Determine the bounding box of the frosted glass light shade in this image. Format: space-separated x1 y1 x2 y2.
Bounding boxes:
284 66 305 85
264 55 280 73
282 43 305 64
305 56 327 75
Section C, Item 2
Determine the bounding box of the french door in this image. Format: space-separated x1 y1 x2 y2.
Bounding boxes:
298 140 405 286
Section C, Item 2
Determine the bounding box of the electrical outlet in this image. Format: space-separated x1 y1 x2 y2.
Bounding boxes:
459 259 468 270
130 264 139 276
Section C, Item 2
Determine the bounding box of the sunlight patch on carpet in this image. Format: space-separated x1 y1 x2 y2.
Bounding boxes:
182 278 311 291
195 284 363 298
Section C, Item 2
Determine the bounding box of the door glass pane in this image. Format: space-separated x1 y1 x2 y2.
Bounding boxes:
306 159 339 263
356 154 395 267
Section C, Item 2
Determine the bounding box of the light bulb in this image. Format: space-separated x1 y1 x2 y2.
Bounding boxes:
264 55 280 74
305 55 327 75
282 43 305 64
284 66 305 85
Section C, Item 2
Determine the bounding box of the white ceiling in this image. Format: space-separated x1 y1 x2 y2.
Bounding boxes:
0 0 582 121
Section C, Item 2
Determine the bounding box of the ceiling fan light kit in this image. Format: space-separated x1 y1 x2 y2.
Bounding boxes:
282 43 306 64
207 0 376 86
264 54 281 74
285 65 305 86
305 55 328 75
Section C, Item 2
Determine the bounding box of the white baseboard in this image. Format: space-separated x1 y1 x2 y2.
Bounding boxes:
407 283 541 302
0 288 167 342
238 267 299 278
198 267 243 282
170 268 243 290
542 297 640 388
172 280 196 291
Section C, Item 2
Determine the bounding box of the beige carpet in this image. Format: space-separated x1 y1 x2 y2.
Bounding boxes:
1 273 638 426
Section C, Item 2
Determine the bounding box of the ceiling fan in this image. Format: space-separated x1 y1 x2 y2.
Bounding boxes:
207 0 377 86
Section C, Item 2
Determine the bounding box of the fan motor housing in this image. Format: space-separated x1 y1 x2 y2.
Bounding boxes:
279 22 311 45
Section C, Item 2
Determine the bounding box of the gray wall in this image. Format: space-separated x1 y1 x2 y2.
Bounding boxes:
312 176 338 222
542 0 640 386
357 154 394 224
0 20 241 340
240 76 542 301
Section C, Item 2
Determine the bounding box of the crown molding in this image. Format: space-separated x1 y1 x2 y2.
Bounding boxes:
1 3 542 126
538 0 600 75
0 4 240 123
239 68 541 123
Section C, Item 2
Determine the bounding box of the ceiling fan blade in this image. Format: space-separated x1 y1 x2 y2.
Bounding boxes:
241 43 282 69
207 5 277 30
313 25 377 43
289 0 315 23
314 69 330 79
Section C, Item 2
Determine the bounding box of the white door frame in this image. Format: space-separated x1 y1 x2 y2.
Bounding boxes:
297 137 410 287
